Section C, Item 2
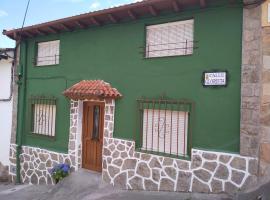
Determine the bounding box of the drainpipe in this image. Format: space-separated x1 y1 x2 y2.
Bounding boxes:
15 40 27 184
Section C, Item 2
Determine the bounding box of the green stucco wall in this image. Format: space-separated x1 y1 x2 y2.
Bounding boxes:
18 3 243 154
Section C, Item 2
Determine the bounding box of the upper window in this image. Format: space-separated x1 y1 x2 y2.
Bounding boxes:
36 40 60 66
145 19 194 58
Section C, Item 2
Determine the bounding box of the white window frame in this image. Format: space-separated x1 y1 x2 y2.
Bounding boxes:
145 19 194 58
36 40 60 66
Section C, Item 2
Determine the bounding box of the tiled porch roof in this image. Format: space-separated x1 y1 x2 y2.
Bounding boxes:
63 80 122 100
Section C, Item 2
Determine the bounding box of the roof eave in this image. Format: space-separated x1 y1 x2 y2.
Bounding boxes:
3 0 215 40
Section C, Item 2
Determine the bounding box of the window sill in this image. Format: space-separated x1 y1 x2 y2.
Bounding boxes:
28 132 56 141
135 148 191 161
34 64 60 68
143 53 194 60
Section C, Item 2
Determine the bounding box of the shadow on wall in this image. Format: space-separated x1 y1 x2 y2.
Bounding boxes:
0 162 9 183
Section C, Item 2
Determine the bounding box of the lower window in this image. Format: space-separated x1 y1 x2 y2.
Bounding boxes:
142 109 188 156
138 98 193 157
30 96 57 137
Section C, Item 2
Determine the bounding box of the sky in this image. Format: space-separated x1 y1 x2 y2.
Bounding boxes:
0 0 140 48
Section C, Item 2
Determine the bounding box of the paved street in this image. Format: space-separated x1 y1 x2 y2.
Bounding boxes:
2 169 270 200
0 170 232 200
0 183 53 200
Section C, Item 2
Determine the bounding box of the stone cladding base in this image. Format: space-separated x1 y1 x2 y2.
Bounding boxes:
102 137 258 193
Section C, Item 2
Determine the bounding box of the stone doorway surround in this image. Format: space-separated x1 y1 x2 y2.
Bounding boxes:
64 80 122 171
69 98 116 171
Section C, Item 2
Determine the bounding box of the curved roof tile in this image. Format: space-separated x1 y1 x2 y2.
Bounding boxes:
63 80 122 100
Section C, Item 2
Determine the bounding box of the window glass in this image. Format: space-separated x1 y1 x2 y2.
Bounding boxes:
92 105 100 140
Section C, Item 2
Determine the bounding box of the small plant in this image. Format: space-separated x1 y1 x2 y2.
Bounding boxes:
49 163 70 184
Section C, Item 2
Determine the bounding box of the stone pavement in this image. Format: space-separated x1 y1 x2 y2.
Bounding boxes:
0 183 52 200
0 169 232 200
1 169 270 200
235 179 270 200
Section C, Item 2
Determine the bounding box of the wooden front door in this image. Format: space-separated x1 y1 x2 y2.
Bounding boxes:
82 101 104 172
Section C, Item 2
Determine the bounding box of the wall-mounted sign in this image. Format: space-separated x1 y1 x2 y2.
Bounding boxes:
202 71 228 87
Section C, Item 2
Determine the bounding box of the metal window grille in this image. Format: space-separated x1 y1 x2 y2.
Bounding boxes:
138 98 194 158
145 19 195 58
30 96 57 137
36 40 60 66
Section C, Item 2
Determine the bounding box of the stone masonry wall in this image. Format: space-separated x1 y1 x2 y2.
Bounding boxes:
259 25 270 178
241 1 270 182
241 2 263 158
102 137 257 193
9 144 75 184
9 100 81 184
68 100 81 170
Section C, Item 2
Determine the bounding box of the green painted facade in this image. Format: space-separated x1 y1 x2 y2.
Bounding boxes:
18 2 243 154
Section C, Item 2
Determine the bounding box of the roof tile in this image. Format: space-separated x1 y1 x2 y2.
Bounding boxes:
63 80 122 100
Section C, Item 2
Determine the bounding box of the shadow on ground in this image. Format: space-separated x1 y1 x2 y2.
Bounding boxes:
39 169 232 200
235 180 270 200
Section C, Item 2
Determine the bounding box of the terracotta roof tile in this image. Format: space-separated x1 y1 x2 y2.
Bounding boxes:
63 80 122 100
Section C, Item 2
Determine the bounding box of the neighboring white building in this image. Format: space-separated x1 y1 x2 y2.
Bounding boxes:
0 48 14 168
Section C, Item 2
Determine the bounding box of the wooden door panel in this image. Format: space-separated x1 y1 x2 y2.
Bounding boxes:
82 102 104 172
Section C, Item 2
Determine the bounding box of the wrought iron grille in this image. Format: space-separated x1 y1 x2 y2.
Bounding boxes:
137 98 195 158
29 96 57 137
34 55 60 66
144 40 198 58
145 19 197 58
